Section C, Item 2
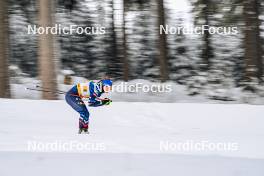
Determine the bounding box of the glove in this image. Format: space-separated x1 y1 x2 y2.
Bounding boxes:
102 98 112 105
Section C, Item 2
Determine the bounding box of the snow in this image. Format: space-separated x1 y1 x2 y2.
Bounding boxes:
0 99 264 175
10 78 264 104
1 152 263 176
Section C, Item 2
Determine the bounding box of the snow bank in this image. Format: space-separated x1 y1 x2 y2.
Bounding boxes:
10 78 264 104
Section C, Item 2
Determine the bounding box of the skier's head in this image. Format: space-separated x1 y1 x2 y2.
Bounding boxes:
100 78 112 93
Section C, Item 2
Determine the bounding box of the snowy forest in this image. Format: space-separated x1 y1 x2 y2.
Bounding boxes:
1 1 264 175
0 0 264 103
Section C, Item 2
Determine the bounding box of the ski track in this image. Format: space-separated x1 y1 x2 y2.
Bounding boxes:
0 99 264 176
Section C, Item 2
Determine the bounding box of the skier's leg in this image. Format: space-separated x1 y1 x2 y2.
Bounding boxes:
65 93 89 131
78 103 90 130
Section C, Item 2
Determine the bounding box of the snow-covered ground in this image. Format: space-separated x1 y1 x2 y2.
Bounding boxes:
0 99 264 176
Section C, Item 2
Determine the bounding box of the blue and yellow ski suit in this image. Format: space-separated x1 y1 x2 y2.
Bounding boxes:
65 81 105 129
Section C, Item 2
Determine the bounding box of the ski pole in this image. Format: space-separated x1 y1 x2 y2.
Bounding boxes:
34 85 90 98
35 85 67 94
26 87 85 98
26 86 110 101
25 87 66 94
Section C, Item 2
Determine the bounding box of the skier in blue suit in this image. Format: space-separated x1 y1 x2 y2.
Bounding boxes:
65 79 112 134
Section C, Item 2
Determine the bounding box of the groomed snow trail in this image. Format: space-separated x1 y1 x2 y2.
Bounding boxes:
0 99 264 176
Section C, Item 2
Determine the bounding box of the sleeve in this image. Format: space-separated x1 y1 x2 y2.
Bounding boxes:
88 82 104 107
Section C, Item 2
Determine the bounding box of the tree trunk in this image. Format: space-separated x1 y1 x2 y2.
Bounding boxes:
0 0 10 98
122 0 129 81
108 0 120 78
243 0 263 81
157 0 168 82
38 0 57 99
200 0 212 71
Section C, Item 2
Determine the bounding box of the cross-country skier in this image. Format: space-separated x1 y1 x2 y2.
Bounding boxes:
65 79 112 134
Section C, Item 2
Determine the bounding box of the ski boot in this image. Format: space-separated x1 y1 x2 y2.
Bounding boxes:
78 128 89 134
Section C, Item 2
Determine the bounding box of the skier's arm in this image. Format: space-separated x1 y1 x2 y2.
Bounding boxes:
88 96 111 107
88 82 111 106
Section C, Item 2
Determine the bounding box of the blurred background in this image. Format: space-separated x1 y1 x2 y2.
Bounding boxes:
0 0 264 103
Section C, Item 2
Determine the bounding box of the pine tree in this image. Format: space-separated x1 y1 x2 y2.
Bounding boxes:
0 0 10 98
191 0 217 70
157 0 168 82
125 0 158 80
166 17 193 85
122 0 129 81
188 0 218 95
38 0 57 99
9 0 38 77
221 0 263 91
243 0 263 91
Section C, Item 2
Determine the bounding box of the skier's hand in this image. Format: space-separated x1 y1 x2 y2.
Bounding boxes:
102 98 112 105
